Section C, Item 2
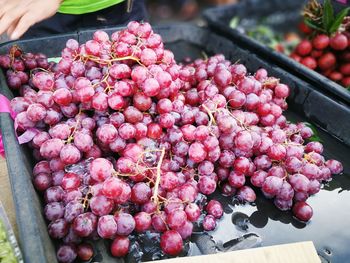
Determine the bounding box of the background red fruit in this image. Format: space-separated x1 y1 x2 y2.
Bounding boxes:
311 50 323 58
290 53 301 62
341 52 350 63
330 33 348 50
312 34 329 50
301 57 317 70
321 69 333 77
274 44 284 53
296 40 312 56
341 76 350 87
329 71 343 82
340 63 350 76
298 21 312 35
317 52 336 70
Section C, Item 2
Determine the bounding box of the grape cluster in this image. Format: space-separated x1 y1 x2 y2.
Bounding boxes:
0 45 52 90
0 21 343 263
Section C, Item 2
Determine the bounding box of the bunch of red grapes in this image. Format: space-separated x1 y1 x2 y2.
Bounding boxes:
291 26 350 87
0 21 343 263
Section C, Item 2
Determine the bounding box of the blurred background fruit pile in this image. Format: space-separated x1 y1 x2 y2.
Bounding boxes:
290 0 350 88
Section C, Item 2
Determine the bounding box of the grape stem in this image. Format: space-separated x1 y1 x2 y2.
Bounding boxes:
78 54 144 67
263 77 280 86
29 67 52 78
82 187 92 210
202 104 216 126
151 147 166 210
9 45 21 72
201 51 208 61
66 109 83 144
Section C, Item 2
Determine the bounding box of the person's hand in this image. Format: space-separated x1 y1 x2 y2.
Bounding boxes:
0 0 63 40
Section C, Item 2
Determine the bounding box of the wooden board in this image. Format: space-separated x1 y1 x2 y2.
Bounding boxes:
155 242 320 263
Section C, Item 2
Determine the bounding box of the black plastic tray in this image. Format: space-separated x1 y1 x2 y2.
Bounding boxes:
0 24 350 263
203 0 350 106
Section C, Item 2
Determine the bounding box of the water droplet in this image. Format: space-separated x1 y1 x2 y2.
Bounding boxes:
324 248 332 255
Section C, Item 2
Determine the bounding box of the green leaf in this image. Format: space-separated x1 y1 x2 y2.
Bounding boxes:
304 18 326 33
229 16 240 29
246 25 278 47
322 0 334 32
304 122 323 142
253 26 275 38
308 135 322 142
329 7 350 33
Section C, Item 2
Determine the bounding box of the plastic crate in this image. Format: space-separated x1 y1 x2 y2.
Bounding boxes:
203 0 350 105
0 24 349 263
